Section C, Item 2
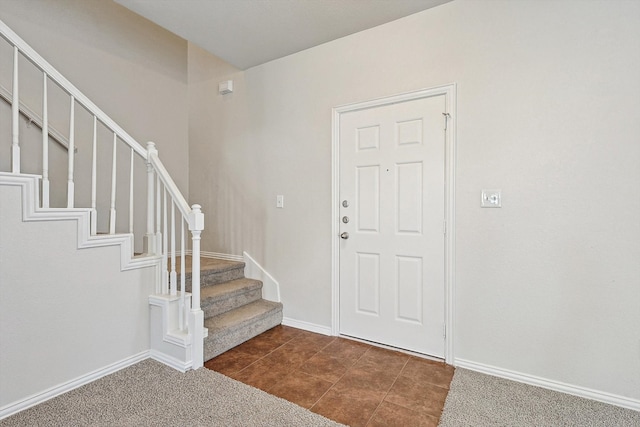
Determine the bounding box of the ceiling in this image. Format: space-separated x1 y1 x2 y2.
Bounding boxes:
114 0 452 70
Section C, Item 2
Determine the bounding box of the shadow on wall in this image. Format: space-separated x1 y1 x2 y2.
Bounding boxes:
213 165 266 261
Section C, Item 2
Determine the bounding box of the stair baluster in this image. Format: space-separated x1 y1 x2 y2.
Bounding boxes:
162 187 169 294
90 116 97 235
66 96 75 208
170 201 177 295
11 46 19 173
109 133 117 234
41 73 49 208
180 219 186 331
129 148 134 235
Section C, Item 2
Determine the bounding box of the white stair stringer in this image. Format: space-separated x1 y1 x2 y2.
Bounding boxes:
0 172 160 271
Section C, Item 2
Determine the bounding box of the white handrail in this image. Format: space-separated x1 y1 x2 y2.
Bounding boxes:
0 19 147 159
146 143 192 220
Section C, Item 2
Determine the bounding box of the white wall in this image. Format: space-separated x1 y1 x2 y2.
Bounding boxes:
188 0 640 401
0 183 156 408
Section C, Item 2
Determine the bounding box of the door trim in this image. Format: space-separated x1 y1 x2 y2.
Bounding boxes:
331 84 457 364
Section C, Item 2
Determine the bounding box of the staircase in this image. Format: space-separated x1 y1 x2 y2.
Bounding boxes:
183 257 283 360
0 17 284 372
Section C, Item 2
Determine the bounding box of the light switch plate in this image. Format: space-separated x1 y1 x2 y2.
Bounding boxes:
481 190 502 208
276 195 284 208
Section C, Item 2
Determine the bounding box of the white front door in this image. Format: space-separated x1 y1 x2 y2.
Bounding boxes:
339 94 447 357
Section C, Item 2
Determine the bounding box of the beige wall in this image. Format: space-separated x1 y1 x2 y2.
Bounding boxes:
188 0 640 401
0 183 156 408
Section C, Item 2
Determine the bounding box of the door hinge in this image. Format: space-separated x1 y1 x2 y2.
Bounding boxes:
442 112 451 130
443 323 447 339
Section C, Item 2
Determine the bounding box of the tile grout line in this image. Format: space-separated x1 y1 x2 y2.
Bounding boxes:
290 337 338 409
230 332 300 374
363 355 411 426
263 334 338 399
308 343 371 412
236 332 338 394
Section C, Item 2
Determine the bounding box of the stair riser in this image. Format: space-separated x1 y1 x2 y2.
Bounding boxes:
202 288 262 318
186 266 245 291
204 308 283 360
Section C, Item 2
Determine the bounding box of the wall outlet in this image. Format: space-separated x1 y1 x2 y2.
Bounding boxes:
276 195 284 208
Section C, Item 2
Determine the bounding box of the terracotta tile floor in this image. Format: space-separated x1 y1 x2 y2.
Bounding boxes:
205 325 454 427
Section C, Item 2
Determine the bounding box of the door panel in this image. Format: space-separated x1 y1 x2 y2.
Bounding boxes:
339 94 446 357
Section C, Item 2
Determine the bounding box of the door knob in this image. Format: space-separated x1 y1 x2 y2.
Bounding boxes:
340 232 349 239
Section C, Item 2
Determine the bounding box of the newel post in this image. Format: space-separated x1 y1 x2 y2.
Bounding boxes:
188 204 204 310
144 142 158 255
188 204 204 368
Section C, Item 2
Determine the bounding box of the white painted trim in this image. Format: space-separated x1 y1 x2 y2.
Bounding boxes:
183 249 244 262
149 350 192 373
282 317 333 336
0 351 149 420
443 84 457 365
243 251 281 302
331 84 457 363
148 293 192 347
331 105 340 337
455 358 640 412
0 173 161 272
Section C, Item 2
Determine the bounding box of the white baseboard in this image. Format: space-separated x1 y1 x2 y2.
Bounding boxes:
282 317 333 336
149 350 192 373
0 351 150 420
455 358 640 412
191 250 243 262
243 251 281 303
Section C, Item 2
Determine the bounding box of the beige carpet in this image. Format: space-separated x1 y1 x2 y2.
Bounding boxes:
439 368 640 426
0 359 344 426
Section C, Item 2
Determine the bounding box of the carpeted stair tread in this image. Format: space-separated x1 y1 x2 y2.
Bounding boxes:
177 257 244 275
203 299 283 360
201 278 262 300
185 258 246 291
200 278 263 317
204 299 282 334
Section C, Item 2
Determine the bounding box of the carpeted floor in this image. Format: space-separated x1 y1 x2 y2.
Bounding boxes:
439 368 640 427
0 359 344 427
4 360 639 426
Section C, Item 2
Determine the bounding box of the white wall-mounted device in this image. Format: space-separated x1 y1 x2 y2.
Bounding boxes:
218 80 233 95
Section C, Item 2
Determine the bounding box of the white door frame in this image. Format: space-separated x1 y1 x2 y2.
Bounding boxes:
331 84 457 364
